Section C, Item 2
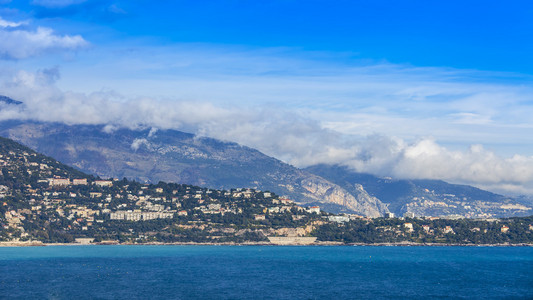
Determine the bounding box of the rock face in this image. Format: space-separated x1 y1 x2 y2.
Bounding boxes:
0 120 389 216
300 178 388 217
305 164 533 218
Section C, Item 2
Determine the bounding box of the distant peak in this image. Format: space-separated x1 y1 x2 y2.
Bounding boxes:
0 95 23 105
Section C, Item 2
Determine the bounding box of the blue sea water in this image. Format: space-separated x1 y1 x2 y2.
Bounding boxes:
0 246 532 299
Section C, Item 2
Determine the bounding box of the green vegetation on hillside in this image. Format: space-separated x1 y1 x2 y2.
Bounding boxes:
1 135 533 245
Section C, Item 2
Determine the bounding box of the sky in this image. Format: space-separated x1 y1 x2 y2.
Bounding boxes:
1 0 533 195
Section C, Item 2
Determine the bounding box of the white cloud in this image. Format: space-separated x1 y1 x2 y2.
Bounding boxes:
107 4 126 15
0 17 26 28
131 138 148 151
31 0 87 8
51 46 533 141
147 127 158 137
2 60 533 195
347 138 533 190
0 17 88 59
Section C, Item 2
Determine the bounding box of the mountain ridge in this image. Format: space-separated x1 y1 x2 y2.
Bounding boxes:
0 95 530 218
0 119 389 217
304 164 532 218
0 95 23 106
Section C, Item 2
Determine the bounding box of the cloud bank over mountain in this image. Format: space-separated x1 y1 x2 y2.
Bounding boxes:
1 2 533 196
2 66 533 195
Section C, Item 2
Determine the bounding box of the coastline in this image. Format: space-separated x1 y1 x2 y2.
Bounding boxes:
1 240 532 247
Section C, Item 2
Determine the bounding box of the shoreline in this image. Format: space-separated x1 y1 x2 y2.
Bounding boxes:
1 241 532 247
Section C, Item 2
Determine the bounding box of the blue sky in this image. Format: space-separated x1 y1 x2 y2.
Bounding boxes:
12 0 533 72
1 0 533 194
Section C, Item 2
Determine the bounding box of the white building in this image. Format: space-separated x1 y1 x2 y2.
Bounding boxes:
72 179 88 185
403 223 414 232
404 212 415 218
49 178 70 186
94 180 113 187
307 206 320 214
328 215 350 223
385 212 395 218
109 210 174 221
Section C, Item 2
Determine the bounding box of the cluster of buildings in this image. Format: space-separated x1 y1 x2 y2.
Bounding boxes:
1 159 333 240
403 190 532 219
1 145 532 244
109 210 174 221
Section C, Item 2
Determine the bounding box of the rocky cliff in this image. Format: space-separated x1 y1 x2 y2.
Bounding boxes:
305 164 533 218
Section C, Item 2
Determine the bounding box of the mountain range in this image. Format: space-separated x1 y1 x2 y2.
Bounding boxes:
305 164 532 218
0 120 388 217
0 95 531 218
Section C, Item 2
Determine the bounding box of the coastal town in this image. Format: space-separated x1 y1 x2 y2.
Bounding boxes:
1 136 533 246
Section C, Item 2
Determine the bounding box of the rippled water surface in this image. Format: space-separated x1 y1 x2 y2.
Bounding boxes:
1 245 532 299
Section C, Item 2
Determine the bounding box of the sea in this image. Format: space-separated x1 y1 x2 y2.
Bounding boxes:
0 245 532 299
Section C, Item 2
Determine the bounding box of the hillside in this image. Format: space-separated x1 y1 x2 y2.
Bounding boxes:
0 95 530 218
0 136 91 189
0 135 325 243
0 119 388 217
305 164 532 218
1 135 531 245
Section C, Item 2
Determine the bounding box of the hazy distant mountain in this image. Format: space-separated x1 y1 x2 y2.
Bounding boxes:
0 120 389 217
0 95 23 106
305 164 532 218
0 95 530 218
1 119 530 218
